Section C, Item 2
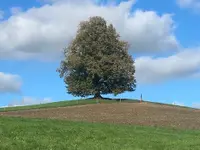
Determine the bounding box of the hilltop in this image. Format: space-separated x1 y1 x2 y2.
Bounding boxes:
0 99 199 130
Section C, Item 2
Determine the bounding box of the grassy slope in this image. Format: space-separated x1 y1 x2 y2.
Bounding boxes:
0 99 193 112
0 99 139 112
0 117 200 150
0 99 200 149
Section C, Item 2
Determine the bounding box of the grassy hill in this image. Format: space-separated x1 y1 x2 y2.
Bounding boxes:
0 116 200 150
0 99 140 112
0 99 200 150
0 98 192 112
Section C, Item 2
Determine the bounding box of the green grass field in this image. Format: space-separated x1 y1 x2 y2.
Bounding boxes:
0 117 200 150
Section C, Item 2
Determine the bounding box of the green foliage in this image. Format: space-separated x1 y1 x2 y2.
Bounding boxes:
0 117 200 150
57 16 136 97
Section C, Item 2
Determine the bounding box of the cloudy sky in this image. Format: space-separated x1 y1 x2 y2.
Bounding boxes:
0 0 200 108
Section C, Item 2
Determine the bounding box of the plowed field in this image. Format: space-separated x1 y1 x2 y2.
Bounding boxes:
1 102 200 129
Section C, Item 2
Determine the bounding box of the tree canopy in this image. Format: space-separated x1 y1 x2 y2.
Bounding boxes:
57 16 136 98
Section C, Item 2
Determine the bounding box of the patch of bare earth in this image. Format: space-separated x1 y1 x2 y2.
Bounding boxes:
1 102 200 129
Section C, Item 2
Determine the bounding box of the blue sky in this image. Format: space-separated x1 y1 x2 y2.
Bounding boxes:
0 0 200 108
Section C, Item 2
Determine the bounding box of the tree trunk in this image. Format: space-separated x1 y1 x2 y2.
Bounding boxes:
93 91 103 99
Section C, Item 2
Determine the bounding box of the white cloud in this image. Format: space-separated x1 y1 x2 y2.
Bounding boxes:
192 103 200 109
122 10 178 53
0 10 4 20
176 0 200 10
0 0 179 60
8 96 52 106
10 7 22 15
172 101 184 106
0 72 22 93
135 48 200 84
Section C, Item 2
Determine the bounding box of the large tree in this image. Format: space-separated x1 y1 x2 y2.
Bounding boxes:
57 16 136 99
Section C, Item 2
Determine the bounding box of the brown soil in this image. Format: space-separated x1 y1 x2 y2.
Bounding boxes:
1 103 200 130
